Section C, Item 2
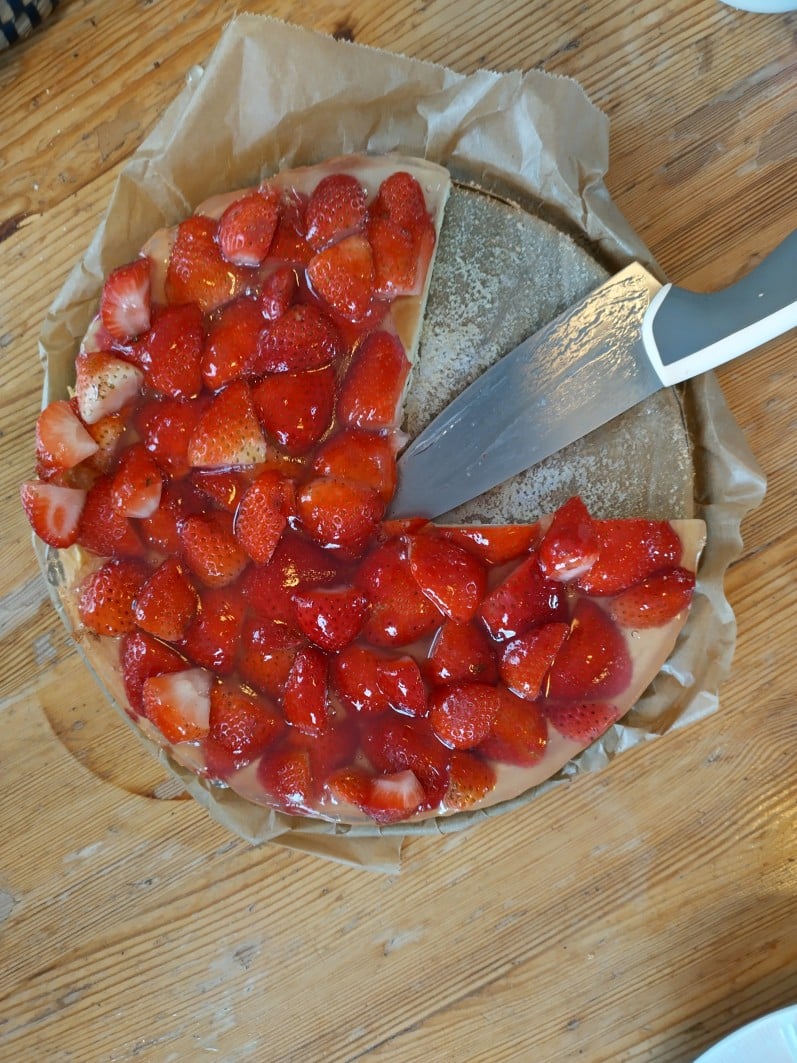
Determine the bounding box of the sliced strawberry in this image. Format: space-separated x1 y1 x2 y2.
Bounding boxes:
77 474 145 558
436 523 540 566
428 681 501 750
165 214 246 313
337 330 410 430
142 667 212 744
187 380 268 469
547 598 632 700
407 533 487 624
283 646 330 735
179 509 249 587
120 630 188 715
75 351 143 425
217 187 281 266
189 468 248 513
375 655 427 717
258 265 298 321
180 584 247 675
293 584 369 652
77 558 150 637
240 533 346 622
268 189 312 266
100 258 151 342
330 643 392 715
207 681 284 764
577 518 683 597
305 173 367 250
233 469 295 566
136 302 204 398
609 566 696 628
201 296 264 391
134 557 198 642
543 700 621 744
238 616 304 699
498 622 569 701
356 538 441 647
297 477 384 556
20 481 86 548
538 496 600 581
367 214 418 297
138 479 205 554
444 750 497 811
35 400 99 477
254 304 344 374
311 428 398 502
252 365 336 456
111 443 163 518
257 743 314 811
361 715 450 807
137 396 206 479
479 686 548 766
307 233 374 321
427 620 498 686
478 554 568 641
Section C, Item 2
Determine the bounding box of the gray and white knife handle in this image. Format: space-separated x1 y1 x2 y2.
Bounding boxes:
642 229 797 387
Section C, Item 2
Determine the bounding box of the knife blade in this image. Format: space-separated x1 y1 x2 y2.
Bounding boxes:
390 230 797 519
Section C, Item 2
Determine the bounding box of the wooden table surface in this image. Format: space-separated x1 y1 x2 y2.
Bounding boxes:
2 2 795 1060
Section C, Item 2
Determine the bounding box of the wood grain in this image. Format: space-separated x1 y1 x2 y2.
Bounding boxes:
1 2 796 1061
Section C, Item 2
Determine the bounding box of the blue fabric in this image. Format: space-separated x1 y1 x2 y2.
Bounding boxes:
1 1 58 48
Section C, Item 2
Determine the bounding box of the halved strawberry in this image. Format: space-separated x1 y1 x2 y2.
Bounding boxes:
326 766 426 825
356 537 441 647
305 173 367 251
20 481 86 548
238 616 304 699
291 714 360 782
233 469 295 566
254 304 344 374
428 681 501 750
297 477 384 556
179 510 249 588
165 214 246 313
217 187 281 267
75 351 143 425
479 554 568 641
207 681 284 764
307 233 374 321
258 265 297 321
77 558 150 637
138 479 205 555
498 622 570 701
330 643 392 715
252 365 336 456
142 667 212 744
77 474 145 558
444 750 497 811
240 533 345 622
406 533 487 624
547 599 632 700
609 566 696 628
268 189 312 266
538 496 600 581
336 330 410 430
369 172 435 297
543 700 621 744
311 428 398 502
360 715 450 807
201 296 264 391
111 443 163 519
180 584 247 675
189 468 248 513
83 411 126 475
134 557 198 642
283 646 330 735
137 395 206 479
426 619 498 686
577 518 683 597
436 523 540 566
257 743 314 811
367 214 418 297
373 171 430 231
479 686 548 766
187 380 268 469
120 629 188 714
293 584 369 652
100 257 151 342
375 655 427 717
35 400 99 478
136 302 204 398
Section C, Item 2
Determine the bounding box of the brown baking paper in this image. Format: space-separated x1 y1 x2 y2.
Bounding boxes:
37 15 766 873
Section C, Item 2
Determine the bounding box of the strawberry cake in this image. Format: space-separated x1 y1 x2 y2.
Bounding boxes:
22 154 706 827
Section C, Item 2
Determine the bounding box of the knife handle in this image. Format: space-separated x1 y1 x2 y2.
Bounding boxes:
642 228 797 387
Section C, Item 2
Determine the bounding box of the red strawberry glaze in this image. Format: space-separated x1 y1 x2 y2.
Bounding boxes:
24 155 706 827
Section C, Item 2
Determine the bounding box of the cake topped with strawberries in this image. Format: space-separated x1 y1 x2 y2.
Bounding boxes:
21 154 705 827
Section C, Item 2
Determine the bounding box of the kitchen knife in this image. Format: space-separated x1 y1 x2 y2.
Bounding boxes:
390 230 797 519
